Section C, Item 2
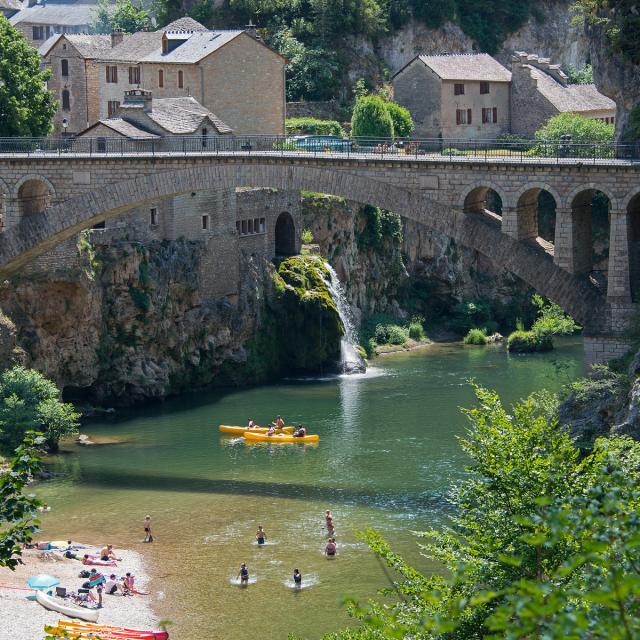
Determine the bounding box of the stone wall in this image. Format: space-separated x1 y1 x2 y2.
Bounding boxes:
286 101 341 120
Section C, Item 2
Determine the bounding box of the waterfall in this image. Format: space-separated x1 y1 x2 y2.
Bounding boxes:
321 260 366 374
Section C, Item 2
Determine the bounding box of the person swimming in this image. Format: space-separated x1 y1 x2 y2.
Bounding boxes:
239 562 249 584
293 569 302 586
256 526 266 545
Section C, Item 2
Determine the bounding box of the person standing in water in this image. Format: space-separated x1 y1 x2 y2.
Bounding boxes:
325 510 334 535
143 515 153 543
255 526 267 545
325 538 337 557
293 568 302 587
239 562 249 585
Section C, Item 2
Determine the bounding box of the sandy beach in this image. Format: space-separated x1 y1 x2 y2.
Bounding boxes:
0 543 158 640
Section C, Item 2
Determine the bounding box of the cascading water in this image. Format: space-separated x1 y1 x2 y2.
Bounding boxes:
320 260 366 374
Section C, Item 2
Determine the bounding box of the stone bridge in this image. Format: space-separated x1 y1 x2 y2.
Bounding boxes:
0 151 638 362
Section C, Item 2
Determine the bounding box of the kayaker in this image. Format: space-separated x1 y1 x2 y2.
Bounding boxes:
325 538 337 558
267 424 277 436
143 515 154 543
246 418 259 429
256 526 267 545
293 425 306 437
325 510 334 534
239 562 249 585
274 415 285 429
293 569 302 587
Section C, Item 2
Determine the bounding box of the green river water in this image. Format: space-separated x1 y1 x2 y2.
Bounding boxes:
36 339 584 639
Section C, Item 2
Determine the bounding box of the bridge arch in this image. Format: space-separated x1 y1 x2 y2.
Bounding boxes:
460 181 504 215
275 211 296 256
514 183 561 244
0 162 605 329
13 174 56 217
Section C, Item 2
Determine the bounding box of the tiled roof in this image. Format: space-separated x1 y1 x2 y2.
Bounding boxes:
97 31 162 62
528 67 615 112
159 16 208 32
140 30 243 64
10 3 102 25
144 96 232 134
0 0 23 13
96 119 161 138
63 33 112 57
400 53 512 82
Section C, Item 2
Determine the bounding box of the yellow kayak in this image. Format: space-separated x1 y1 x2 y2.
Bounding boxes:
219 425 294 435
243 431 319 443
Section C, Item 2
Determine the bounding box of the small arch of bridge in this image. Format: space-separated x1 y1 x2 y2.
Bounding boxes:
460 181 505 213
12 174 56 217
565 183 619 212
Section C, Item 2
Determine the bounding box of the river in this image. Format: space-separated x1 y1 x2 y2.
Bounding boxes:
36 339 584 639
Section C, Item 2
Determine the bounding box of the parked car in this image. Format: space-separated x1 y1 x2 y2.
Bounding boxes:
290 135 353 152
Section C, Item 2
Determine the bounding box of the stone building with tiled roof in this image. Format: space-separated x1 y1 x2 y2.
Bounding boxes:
392 51 615 140
0 0 23 19
510 52 616 136
42 18 286 135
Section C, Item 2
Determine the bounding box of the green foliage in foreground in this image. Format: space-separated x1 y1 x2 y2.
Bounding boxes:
0 366 80 455
285 118 346 137
0 16 56 137
1 432 43 570
531 113 615 156
326 385 640 639
506 329 553 352
463 328 488 345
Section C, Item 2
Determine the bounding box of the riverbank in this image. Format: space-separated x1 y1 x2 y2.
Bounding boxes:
0 544 157 640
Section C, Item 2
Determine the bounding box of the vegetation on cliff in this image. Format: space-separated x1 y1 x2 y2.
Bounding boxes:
324 385 640 639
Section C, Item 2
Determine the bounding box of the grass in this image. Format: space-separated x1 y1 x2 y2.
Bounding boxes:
464 328 488 345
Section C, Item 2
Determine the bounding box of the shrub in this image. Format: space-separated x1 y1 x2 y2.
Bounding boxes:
464 328 488 345
531 113 614 157
285 117 346 137
408 321 425 341
351 95 394 139
507 329 553 353
387 324 409 345
530 294 580 337
385 101 414 138
301 228 314 244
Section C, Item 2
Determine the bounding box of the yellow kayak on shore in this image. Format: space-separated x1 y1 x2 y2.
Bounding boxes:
219 425 294 435
243 431 319 443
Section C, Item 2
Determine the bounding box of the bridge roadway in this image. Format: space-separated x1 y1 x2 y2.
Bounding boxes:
0 149 638 362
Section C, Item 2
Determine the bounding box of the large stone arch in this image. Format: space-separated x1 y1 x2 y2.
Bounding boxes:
459 181 505 213
564 183 618 212
12 174 56 217
0 162 605 329
513 182 562 244
512 182 562 211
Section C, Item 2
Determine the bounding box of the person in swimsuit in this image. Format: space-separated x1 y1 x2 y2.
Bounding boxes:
325 538 337 557
143 515 153 543
267 424 277 436
256 526 266 545
325 510 334 534
239 562 249 584
293 569 302 587
293 425 306 437
100 544 119 561
274 415 285 429
246 419 259 429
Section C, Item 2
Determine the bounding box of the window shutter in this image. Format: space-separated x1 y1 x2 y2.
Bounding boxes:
467 109 472 124
456 110 461 125
493 107 497 123
105 66 109 82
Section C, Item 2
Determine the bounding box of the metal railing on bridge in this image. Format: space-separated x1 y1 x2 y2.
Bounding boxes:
0 135 638 163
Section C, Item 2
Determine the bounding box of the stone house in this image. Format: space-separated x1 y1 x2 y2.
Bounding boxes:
510 52 616 137
0 0 23 19
41 18 286 136
9 0 107 47
392 53 512 140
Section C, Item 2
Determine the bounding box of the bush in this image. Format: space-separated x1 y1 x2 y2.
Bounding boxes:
408 321 425 341
385 101 414 138
301 228 314 244
507 329 553 353
351 95 394 139
388 325 409 345
530 113 614 157
464 328 488 345
285 118 345 137
530 294 580 337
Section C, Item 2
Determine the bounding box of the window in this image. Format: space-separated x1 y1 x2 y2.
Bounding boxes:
128 66 140 84
105 66 118 83
237 217 267 236
107 100 120 117
241 220 247 234
61 59 69 77
480 81 490 94
201 214 210 231
32 26 44 40
456 109 472 125
178 70 183 88
61 89 70 110
248 219 253 233
454 83 465 96
482 107 497 123
259 217 265 233
158 69 164 87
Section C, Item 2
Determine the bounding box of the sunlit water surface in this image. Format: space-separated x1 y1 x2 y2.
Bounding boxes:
36 339 584 639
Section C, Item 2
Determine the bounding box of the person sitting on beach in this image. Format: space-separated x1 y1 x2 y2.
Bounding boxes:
293 425 306 437
121 572 148 596
238 562 249 584
293 568 302 586
325 538 337 557
104 574 123 595
256 526 267 545
100 544 120 561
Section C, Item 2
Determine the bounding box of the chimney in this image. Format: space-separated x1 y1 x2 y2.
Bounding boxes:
111 28 124 48
244 19 260 40
124 88 153 113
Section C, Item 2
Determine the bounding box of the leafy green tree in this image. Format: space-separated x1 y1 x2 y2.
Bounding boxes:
351 95 394 139
93 0 151 33
0 16 55 137
0 366 80 455
1 432 43 569
530 293 580 337
566 63 594 84
535 112 614 145
325 386 640 639
384 101 414 137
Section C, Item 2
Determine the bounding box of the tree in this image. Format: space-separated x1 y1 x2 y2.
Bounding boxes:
1 432 43 570
325 385 640 639
351 95 394 139
0 366 80 455
530 293 580 337
566 63 594 84
0 16 56 137
534 112 614 145
384 101 414 138
93 0 151 33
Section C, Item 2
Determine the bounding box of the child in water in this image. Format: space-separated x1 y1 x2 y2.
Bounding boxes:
325 510 335 535
143 515 153 543
239 562 249 584
293 568 302 587
256 526 267 545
